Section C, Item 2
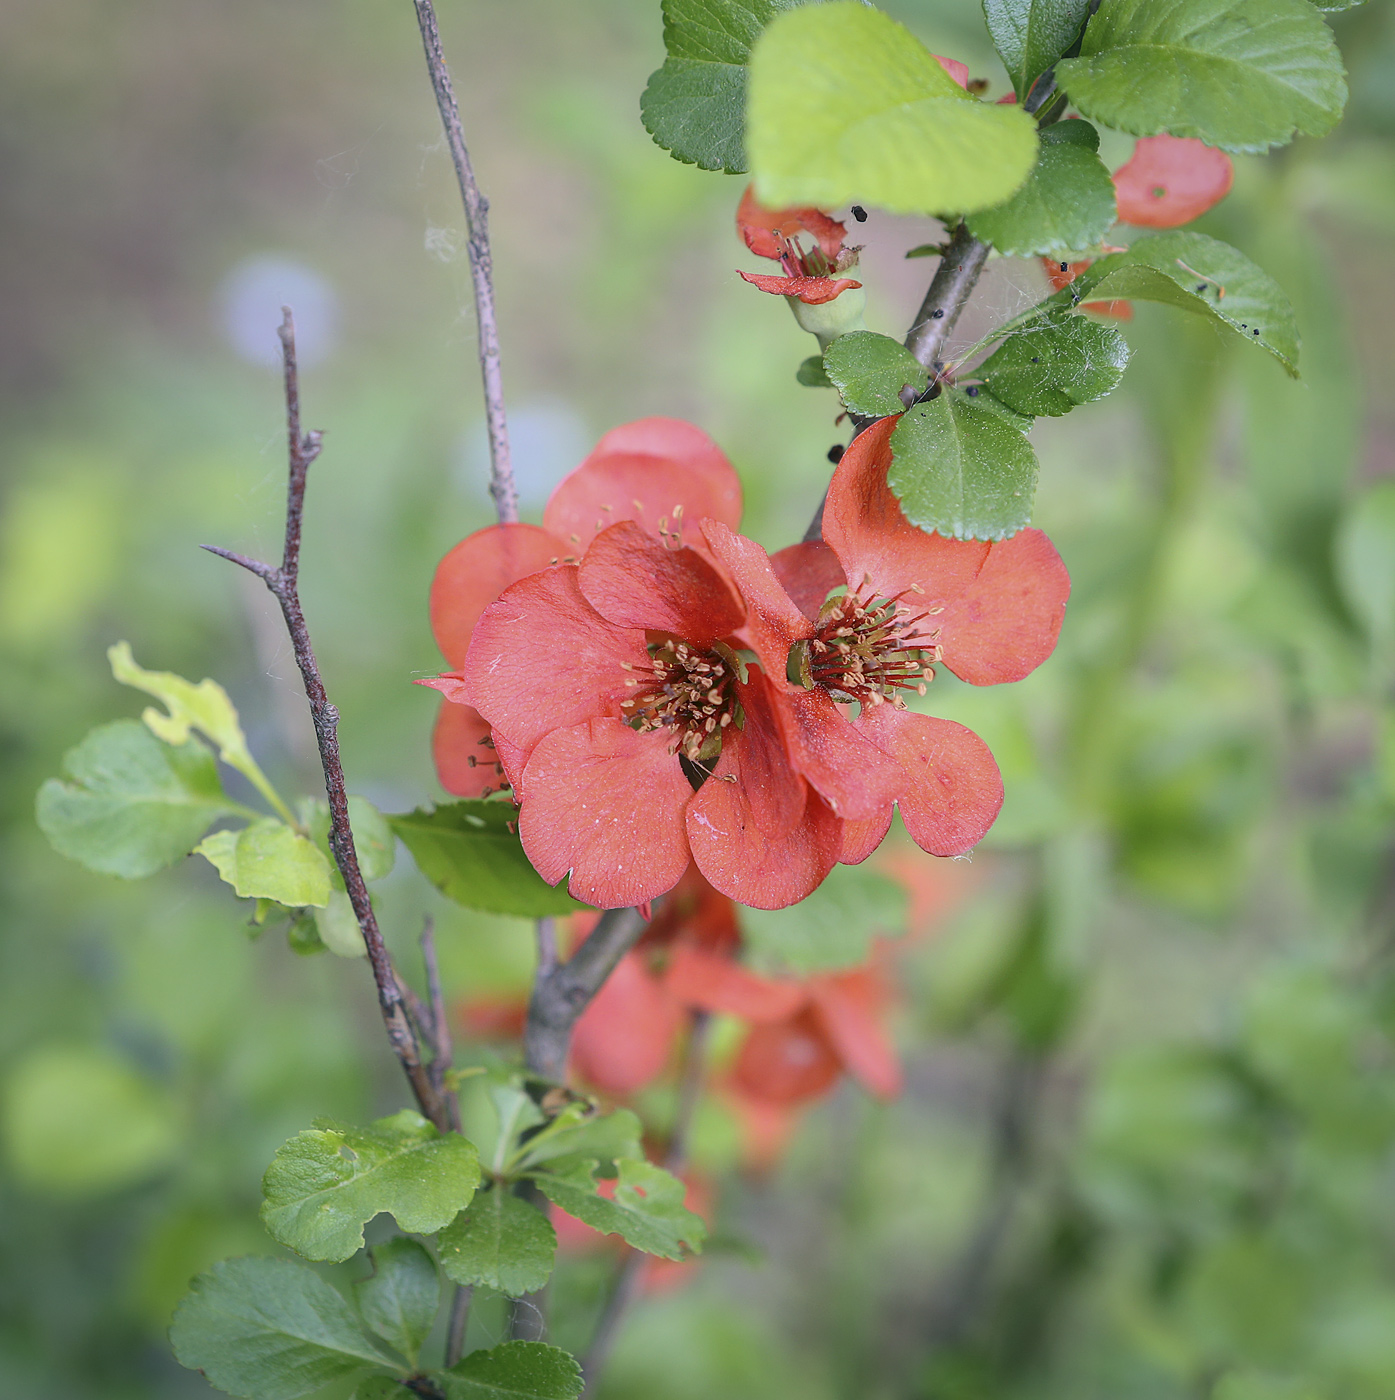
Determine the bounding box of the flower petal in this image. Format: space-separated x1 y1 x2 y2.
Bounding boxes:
770 540 847 621
728 671 809 838
432 699 511 798
736 185 847 262
824 416 1070 684
543 418 742 557
687 726 841 910
840 808 894 865
856 706 1003 857
700 521 812 677
571 952 684 1095
430 523 564 668
578 520 745 640
493 730 530 802
518 718 692 908
464 566 648 752
1114 135 1233 229
808 969 901 1098
416 670 471 704
731 1009 842 1104
666 941 806 1023
933 54 970 89
738 271 862 304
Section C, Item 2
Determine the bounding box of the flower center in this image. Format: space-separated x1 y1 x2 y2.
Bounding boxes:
620 640 740 762
799 586 942 707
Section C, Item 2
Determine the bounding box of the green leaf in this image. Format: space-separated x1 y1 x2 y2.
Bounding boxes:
108 641 296 825
887 390 1039 541
36 719 233 878
1066 231 1299 374
354 1238 440 1370
747 2 1039 214
2 1044 179 1196
976 309 1131 417
261 1111 482 1263
741 863 908 974
966 121 1117 257
301 795 396 883
796 355 833 388
822 332 928 417
983 0 1093 98
355 1381 407 1400
437 1341 583 1400
169 1256 401 1400
1336 482 1395 650
390 803 586 917
514 1105 645 1173
1056 0 1347 153
640 0 801 173
196 819 333 909
314 890 366 958
532 1158 706 1261
437 1186 558 1297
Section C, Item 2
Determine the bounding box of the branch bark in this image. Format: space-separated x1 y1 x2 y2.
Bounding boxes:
204 309 449 1134
412 0 516 524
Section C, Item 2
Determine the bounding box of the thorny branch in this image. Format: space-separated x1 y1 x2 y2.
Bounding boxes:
204 309 450 1134
412 0 516 524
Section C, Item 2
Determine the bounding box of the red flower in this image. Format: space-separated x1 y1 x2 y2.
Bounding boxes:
460 510 844 909
736 186 863 306
700 416 1070 861
1040 258 1133 321
1113 134 1233 229
421 418 743 797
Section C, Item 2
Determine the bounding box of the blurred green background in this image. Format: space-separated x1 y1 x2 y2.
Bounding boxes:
4 1 1395 1396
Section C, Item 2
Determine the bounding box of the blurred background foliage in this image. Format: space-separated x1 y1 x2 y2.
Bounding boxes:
3 0 1395 1396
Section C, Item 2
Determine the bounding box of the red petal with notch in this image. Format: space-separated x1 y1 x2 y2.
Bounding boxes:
416 670 472 704
571 952 684 1095
770 540 847 621
840 807 894 865
732 1009 842 1104
700 521 812 677
736 185 847 262
518 718 693 909
808 969 901 1098
686 717 841 910
1114 135 1233 228
430 523 564 668
857 706 1002 856
666 940 806 1023
578 520 745 641
543 418 742 557
432 699 511 798
933 54 970 89
824 417 1070 684
464 566 649 752
492 730 529 803
738 271 862 304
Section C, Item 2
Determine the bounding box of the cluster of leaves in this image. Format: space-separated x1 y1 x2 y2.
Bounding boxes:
642 0 1344 541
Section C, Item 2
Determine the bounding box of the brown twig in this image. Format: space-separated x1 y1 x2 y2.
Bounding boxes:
581 1011 711 1392
903 221 993 371
412 0 516 524
523 906 650 1082
204 309 449 1133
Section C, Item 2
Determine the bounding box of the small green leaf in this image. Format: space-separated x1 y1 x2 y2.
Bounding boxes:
354 1238 440 1370
196 820 333 909
1066 231 1299 374
514 1105 645 1174
966 121 1117 257
532 1159 706 1261
823 332 929 417
888 390 1040 541
641 0 801 173
301 795 396 883
1336 482 1395 651
976 309 1131 417
170 1257 401 1400
37 719 233 878
2 1044 179 1197
261 1111 482 1263
747 2 1039 214
983 0 1093 99
437 1186 558 1297
315 890 366 958
391 803 585 917
1056 0 1347 153
796 355 834 388
108 641 295 825
437 1341 583 1400
741 863 908 974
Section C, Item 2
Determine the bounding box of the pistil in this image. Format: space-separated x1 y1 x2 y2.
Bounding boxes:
804 586 942 707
